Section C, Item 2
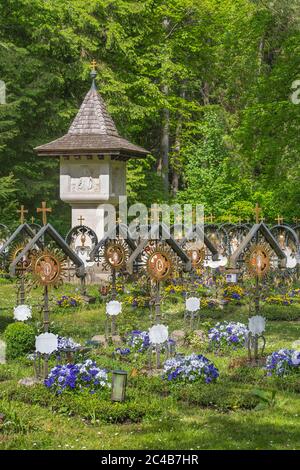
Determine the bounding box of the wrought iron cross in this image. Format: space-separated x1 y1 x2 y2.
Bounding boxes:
90 59 97 71
37 201 52 226
205 213 215 224
253 203 262 224
78 216 85 226
17 205 28 224
275 215 283 225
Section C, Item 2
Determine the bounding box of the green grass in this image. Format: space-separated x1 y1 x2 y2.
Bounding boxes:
0 283 300 450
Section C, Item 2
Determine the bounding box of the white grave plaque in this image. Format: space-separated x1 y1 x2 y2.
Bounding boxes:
248 316 266 335
186 297 200 312
149 324 168 345
35 333 58 354
106 300 122 316
14 305 32 322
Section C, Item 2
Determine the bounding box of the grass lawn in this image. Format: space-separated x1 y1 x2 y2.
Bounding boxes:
0 281 300 450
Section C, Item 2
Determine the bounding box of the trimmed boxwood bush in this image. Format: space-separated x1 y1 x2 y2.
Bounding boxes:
260 304 300 321
170 381 259 411
4 322 35 359
1 384 165 424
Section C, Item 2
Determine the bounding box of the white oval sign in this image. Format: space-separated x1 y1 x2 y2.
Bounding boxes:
35 333 58 354
149 324 168 345
14 304 32 322
106 300 122 316
248 316 266 335
186 297 200 312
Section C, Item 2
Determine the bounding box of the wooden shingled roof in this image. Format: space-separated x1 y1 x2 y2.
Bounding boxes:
35 78 149 159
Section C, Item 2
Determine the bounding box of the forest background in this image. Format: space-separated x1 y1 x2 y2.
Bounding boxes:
1 0 300 232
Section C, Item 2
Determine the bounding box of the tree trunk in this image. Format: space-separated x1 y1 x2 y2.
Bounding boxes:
159 83 170 193
201 81 210 106
171 88 185 196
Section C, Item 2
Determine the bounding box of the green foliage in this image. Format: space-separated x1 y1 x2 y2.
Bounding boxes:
260 304 300 321
0 0 299 228
4 322 36 359
2 383 165 424
251 388 278 410
171 381 259 412
0 400 35 434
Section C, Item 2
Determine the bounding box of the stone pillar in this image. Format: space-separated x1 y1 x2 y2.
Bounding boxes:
60 155 125 241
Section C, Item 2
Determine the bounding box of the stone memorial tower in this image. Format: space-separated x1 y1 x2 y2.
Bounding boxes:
35 64 149 238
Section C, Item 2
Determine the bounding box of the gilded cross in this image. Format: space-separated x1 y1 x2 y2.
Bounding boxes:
205 213 215 224
78 216 85 226
17 205 28 224
37 201 52 226
293 217 300 225
253 203 262 224
275 215 283 225
90 60 97 71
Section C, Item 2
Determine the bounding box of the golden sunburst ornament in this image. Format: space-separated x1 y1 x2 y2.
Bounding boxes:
143 243 176 282
246 243 272 278
31 249 65 287
9 243 26 264
103 239 129 271
10 243 36 277
187 247 205 268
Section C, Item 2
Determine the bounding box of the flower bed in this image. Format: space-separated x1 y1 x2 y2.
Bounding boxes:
126 330 150 352
163 354 219 384
57 336 81 351
264 295 294 306
124 295 151 308
266 349 300 377
56 294 83 308
222 285 245 303
201 298 219 309
44 359 110 394
208 321 248 351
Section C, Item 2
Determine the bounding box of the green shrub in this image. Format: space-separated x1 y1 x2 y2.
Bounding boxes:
1 383 165 424
260 304 300 321
171 381 259 411
4 322 36 359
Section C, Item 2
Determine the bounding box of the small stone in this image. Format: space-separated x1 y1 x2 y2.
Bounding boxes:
193 330 207 342
170 330 185 344
81 295 96 304
91 335 107 346
18 377 42 387
111 335 122 346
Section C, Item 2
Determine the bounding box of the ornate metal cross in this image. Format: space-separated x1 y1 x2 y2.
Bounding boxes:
37 201 52 226
90 59 97 71
275 215 284 225
78 215 85 226
205 213 215 224
253 203 262 224
17 205 28 224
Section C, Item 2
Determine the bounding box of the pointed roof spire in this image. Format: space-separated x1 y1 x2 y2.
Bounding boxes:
35 61 149 159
